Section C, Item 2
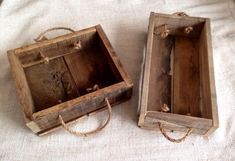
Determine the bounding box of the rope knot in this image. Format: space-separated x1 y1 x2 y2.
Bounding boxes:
184 26 193 34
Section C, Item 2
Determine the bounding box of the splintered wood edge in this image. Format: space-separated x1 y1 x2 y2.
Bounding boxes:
203 19 219 136
138 12 155 126
95 25 133 87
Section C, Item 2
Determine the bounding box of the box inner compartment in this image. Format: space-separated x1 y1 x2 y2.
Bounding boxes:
147 17 212 119
18 31 123 112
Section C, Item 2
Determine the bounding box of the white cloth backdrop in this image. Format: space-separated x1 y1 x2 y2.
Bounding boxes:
0 0 234 160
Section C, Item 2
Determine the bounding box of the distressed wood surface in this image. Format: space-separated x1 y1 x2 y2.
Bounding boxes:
146 111 212 130
24 57 79 111
199 19 219 136
37 82 132 135
8 25 133 135
147 35 173 112
138 12 155 126
173 37 200 117
138 12 218 136
7 51 35 118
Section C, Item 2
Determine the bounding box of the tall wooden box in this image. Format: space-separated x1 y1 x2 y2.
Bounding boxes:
138 12 218 142
8 25 133 136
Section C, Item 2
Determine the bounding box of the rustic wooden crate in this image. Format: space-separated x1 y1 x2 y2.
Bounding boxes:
8 25 133 136
138 12 218 141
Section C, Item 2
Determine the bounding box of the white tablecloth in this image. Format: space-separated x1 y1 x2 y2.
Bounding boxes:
0 0 234 160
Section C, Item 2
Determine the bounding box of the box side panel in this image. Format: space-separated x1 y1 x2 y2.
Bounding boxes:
7 51 35 118
141 118 208 135
32 82 132 134
14 26 97 54
138 12 155 126
96 25 133 87
199 19 219 136
145 111 212 135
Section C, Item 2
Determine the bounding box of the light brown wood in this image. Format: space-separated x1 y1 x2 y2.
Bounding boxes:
146 111 212 130
8 25 133 135
199 19 219 135
7 51 35 118
138 12 219 137
138 12 155 126
173 37 200 117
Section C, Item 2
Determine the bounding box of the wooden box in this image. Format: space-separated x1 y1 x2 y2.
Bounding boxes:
8 25 133 136
138 12 218 141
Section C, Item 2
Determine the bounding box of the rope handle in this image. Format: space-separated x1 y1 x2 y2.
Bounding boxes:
158 122 193 143
34 27 75 42
59 97 112 137
173 12 189 17
34 27 81 64
158 104 193 143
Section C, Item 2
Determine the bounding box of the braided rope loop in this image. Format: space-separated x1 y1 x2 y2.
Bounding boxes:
158 122 193 143
59 97 112 137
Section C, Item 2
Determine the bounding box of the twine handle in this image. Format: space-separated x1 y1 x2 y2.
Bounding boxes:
59 97 112 137
158 122 193 143
173 12 189 17
34 27 75 42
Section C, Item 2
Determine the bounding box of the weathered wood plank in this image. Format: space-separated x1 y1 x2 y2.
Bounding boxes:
35 82 131 133
138 12 156 126
138 12 218 136
147 35 173 112
173 37 201 117
199 19 219 135
146 111 212 130
7 51 35 118
24 57 79 111
8 25 133 135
